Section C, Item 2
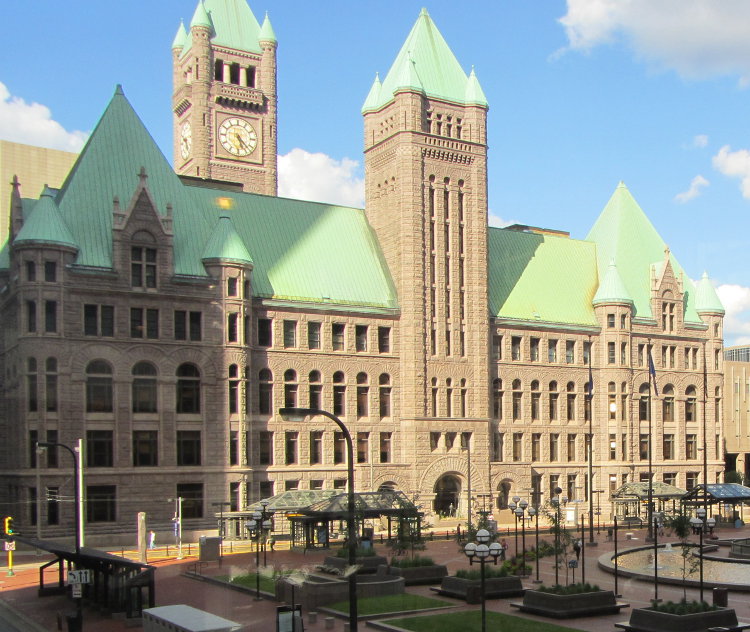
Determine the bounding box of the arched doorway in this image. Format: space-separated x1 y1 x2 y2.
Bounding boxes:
433 474 461 516
496 479 512 510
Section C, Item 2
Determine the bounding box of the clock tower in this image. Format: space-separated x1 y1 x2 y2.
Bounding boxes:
172 0 277 196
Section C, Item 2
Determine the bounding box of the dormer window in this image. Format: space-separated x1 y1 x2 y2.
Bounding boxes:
131 231 157 289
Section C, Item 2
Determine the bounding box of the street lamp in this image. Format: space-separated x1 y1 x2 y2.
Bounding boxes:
37 441 82 630
528 505 541 583
464 528 501 632
246 505 274 601
211 501 231 566
551 486 563 585
280 407 357 632
651 511 662 602
514 499 529 576
691 506 707 603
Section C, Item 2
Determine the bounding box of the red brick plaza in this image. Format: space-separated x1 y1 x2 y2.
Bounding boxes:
2 524 750 632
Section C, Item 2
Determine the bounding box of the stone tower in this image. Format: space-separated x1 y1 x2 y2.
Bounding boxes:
172 0 277 196
362 9 491 508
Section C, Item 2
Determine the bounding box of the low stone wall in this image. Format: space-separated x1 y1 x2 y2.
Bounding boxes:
323 555 388 574
382 564 448 586
515 589 626 619
624 606 742 632
437 575 524 604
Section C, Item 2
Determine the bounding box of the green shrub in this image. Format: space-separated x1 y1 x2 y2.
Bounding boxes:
391 555 436 568
537 582 601 595
454 565 509 580
650 599 717 615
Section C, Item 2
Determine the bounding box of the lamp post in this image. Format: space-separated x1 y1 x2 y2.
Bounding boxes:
515 499 529 576
464 528 501 632
551 486 563 585
613 514 621 598
652 511 661 602
529 505 541 583
260 498 273 566
691 506 707 603
247 509 264 600
37 441 82 631
509 495 520 556
280 407 358 632
212 501 231 566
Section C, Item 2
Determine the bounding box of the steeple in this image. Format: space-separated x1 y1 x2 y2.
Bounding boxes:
593 259 633 305
172 21 187 50
694 271 725 315
14 186 78 251
259 12 276 44
190 1 212 31
361 73 382 113
202 212 254 266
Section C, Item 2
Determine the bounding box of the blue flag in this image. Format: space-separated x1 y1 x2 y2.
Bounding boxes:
648 350 659 397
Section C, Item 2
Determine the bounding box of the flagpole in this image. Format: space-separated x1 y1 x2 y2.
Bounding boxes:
647 339 654 542
702 342 708 516
587 335 595 545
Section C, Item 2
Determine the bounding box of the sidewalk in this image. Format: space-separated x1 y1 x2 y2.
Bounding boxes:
1 524 749 631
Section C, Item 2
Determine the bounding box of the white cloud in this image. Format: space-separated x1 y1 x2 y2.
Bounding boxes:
558 0 750 84
674 174 709 203
278 148 364 208
693 134 709 148
488 212 518 228
717 283 750 345
712 145 750 198
0 82 87 152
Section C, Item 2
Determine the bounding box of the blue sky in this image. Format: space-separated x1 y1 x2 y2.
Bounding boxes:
3 1 750 342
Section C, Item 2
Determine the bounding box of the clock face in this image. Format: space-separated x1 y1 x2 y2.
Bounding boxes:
180 121 192 160
219 117 258 157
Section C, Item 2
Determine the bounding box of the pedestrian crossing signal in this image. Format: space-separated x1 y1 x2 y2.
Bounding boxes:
3 517 13 535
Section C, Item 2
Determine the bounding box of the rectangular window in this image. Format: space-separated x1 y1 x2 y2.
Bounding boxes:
492 335 502 360
638 344 645 367
27 300 37 333
332 323 345 351
686 434 697 460
258 318 272 347
608 342 616 364
131 308 159 338
620 314 627 329
131 246 157 288
609 433 617 460
357 385 368 418
310 430 323 464
512 392 522 420
333 383 345 416
686 472 698 491
29 429 38 467
84 305 98 335
86 430 113 467
639 434 649 460
310 480 324 490
177 483 203 519
583 340 591 364
607 313 615 328
44 300 57 333
530 337 540 362
513 432 523 461
132 431 158 466
567 434 576 461
177 430 201 466
227 312 239 343
511 336 521 361
333 431 345 464
566 340 575 364
46 486 59 525
86 485 116 522
259 431 273 465
663 472 677 486
548 339 557 363
494 432 504 461
44 261 57 282
531 433 540 460
45 430 58 468
285 480 299 491
283 320 297 348
357 432 369 463
531 392 540 420
285 431 298 464
308 321 321 349
378 326 391 353
430 431 440 452
379 432 392 463
550 433 559 461
663 434 674 460
229 431 238 466
355 325 368 352
26 261 36 281
309 384 322 410
174 311 202 341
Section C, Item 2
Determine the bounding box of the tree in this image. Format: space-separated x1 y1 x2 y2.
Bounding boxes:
667 513 700 602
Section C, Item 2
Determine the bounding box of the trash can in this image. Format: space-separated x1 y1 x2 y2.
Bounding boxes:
198 536 221 562
65 612 82 632
713 587 728 607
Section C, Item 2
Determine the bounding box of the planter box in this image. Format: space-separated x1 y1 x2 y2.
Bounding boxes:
322 555 388 575
435 575 524 604
616 606 750 632
275 571 404 611
512 589 628 619
382 564 448 586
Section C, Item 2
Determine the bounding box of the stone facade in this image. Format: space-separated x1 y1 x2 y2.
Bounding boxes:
0 2 724 542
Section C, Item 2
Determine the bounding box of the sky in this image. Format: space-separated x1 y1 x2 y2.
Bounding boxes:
3 0 750 343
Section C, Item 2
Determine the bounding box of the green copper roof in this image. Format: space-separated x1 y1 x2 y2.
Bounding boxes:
364 8 487 112
694 272 725 314
362 73 382 112
593 259 633 305
172 21 187 50
17 86 395 310
202 212 253 265
183 0 263 56
14 186 78 250
489 228 598 327
259 12 276 43
586 182 702 323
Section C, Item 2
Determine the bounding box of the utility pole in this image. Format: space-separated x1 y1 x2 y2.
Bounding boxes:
170 497 183 559
76 438 84 549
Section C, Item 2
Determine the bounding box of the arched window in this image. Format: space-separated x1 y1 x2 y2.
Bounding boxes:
356 372 369 418
549 381 559 421
333 371 346 416
686 385 697 421
566 381 576 421
492 378 503 420
259 368 273 415
176 363 200 414
638 383 650 421
512 379 522 420
27 357 38 413
530 380 540 421
46 357 58 413
309 370 322 409
662 384 674 422
86 360 113 413
379 374 392 418
228 364 239 414
132 361 157 413
284 369 298 408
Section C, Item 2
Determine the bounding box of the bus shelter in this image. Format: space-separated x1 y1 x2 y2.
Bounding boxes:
611 481 687 523
287 490 422 550
681 483 750 525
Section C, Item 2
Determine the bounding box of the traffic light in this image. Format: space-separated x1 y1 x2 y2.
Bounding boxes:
3 517 13 536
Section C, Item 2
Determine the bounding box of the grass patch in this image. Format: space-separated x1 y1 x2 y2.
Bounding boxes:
219 572 279 593
327 594 451 616
387 610 587 632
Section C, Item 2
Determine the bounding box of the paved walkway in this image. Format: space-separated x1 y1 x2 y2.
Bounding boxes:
1 523 749 631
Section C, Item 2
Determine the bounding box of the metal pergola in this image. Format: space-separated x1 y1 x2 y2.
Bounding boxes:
681 483 750 524
610 481 687 522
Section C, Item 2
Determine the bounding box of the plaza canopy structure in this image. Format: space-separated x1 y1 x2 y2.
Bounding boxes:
611 481 687 522
216 490 337 539
287 490 422 550
681 483 750 524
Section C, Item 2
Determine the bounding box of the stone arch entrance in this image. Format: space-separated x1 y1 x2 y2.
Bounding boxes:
433 473 461 516
496 479 512 510
378 481 397 492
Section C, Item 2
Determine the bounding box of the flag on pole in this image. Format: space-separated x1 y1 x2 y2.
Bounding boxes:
648 349 659 397
586 362 594 400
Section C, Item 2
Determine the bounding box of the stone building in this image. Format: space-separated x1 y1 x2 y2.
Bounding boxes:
0 1 725 540
723 346 750 478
